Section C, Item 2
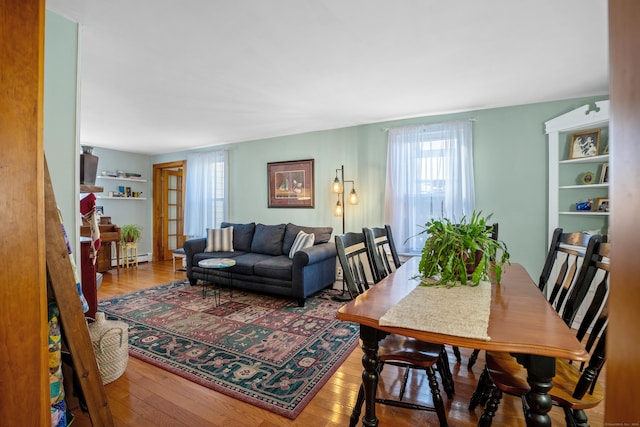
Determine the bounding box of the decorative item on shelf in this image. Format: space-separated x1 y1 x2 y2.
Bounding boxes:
414 211 510 287
331 165 360 234
101 170 117 177
603 144 609 154
116 170 125 177
120 224 142 243
580 171 595 185
595 197 609 212
569 129 601 159
125 172 142 178
576 199 593 211
599 163 609 184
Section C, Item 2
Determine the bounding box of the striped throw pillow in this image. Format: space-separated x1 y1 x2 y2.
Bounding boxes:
288 230 315 259
205 227 234 252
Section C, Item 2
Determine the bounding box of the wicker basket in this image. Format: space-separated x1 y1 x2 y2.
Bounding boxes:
88 312 129 384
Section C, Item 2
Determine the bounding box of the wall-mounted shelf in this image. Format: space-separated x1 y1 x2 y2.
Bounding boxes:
97 196 147 200
96 176 147 183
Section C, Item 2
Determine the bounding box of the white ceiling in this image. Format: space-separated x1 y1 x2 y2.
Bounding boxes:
46 0 609 155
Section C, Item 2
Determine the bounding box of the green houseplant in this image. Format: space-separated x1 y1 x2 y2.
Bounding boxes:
417 211 509 287
120 224 143 244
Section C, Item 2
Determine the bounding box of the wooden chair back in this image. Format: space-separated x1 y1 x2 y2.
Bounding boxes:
335 232 374 299
539 228 602 315
363 225 402 284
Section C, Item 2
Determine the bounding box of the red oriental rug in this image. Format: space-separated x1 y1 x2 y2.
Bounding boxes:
98 281 359 419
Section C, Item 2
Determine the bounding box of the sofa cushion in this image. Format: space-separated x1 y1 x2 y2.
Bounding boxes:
288 230 315 259
251 223 286 256
228 253 273 275
221 222 255 252
254 256 293 281
282 223 333 254
205 227 234 252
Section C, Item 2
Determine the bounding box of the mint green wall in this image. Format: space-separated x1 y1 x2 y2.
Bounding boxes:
154 95 607 277
90 148 153 257
44 11 79 248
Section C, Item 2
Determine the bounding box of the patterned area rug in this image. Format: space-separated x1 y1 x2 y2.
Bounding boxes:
98 281 359 419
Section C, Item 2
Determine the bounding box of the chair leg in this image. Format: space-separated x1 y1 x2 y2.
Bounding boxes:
469 365 490 410
349 384 365 427
478 384 502 427
563 407 589 427
398 367 411 401
467 349 480 370
425 366 449 426
452 345 462 363
437 347 455 399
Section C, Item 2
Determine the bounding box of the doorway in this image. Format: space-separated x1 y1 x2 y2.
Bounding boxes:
153 160 186 261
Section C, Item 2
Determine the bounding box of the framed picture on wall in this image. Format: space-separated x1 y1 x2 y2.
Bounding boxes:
267 159 315 208
569 129 601 159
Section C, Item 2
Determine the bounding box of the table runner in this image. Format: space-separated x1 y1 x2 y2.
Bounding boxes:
379 281 492 340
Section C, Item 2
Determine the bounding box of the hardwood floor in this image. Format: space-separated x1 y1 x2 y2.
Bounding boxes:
69 260 605 426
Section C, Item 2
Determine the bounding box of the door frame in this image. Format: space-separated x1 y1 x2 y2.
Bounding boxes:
153 160 187 261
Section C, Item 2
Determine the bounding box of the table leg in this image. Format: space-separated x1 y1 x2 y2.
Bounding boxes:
519 354 555 427
357 326 381 427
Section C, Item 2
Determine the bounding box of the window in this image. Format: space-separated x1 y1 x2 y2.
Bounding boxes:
384 121 475 254
184 150 228 238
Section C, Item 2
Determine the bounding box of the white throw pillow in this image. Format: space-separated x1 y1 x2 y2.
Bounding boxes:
288 230 315 259
205 227 234 252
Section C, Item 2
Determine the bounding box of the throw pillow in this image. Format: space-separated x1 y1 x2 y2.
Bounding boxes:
205 227 234 252
288 230 315 259
221 222 255 252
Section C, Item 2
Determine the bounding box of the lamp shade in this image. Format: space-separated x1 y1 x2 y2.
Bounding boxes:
331 176 343 194
348 188 359 205
334 200 343 216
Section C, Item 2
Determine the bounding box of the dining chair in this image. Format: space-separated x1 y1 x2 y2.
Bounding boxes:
470 240 610 426
336 232 451 426
362 225 402 283
538 228 602 315
363 226 456 396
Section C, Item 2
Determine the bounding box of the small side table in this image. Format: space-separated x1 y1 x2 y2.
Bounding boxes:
198 258 236 305
121 242 138 268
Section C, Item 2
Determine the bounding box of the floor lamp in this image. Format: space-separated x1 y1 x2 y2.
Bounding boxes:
332 165 359 300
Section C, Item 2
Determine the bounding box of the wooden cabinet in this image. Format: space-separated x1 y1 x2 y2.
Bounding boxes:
545 100 610 243
80 224 121 273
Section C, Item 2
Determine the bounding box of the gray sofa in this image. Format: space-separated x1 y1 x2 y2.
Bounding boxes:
183 222 337 306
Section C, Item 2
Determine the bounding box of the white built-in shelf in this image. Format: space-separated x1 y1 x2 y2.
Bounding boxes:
559 211 610 216
96 176 147 183
559 154 609 165
560 184 608 190
96 196 147 200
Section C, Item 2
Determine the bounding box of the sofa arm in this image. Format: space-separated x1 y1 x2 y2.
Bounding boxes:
183 237 206 271
292 242 337 266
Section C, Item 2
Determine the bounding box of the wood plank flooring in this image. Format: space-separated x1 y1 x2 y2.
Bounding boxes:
68 260 605 426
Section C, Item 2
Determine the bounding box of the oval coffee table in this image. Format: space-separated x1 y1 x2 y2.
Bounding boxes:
197 258 236 306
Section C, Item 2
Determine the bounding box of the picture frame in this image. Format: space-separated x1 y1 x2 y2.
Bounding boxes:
599 163 609 184
267 159 315 208
595 197 609 212
569 129 601 159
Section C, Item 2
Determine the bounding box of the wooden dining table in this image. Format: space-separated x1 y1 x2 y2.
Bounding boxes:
336 257 589 427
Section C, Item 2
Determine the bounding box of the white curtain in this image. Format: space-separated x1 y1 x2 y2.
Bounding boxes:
384 121 475 254
184 150 228 238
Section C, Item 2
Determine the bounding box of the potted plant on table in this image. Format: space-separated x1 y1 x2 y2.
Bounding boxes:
120 224 143 244
416 211 510 287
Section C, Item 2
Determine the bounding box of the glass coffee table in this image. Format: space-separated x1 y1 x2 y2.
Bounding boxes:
197 258 236 305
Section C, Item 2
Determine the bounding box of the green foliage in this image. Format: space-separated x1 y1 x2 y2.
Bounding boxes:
120 224 143 243
417 211 510 287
